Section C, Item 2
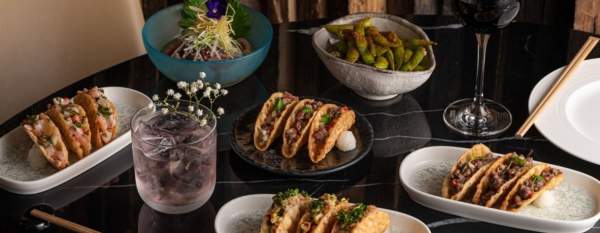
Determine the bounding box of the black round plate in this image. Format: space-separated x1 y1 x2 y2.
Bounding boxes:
230 98 374 176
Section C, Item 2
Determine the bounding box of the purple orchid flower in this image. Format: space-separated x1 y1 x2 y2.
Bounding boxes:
206 0 227 19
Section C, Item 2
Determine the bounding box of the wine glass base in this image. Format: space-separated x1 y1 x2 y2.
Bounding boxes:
443 98 512 137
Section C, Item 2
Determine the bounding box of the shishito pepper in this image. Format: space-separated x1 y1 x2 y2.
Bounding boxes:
345 40 360 62
385 50 395 70
403 49 413 64
401 46 427 71
393 46 405 70
353 18 372 37
386 31 399 44
407 38 437 48
375 45 389 57
353 32 368 53
325 24 353 37
359 48 375 65
333 40 348 54
374 56 389 69
366 26 402 47
367 36 376 56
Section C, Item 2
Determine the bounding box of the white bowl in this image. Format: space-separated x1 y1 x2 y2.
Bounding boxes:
312 13 436 100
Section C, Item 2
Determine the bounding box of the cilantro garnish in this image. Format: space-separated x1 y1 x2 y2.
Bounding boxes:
98 106 112 117
275 98 285 112
310 199 325 217
302 106 313 114
320 113 331 125
511 154 527 166
180 0 206 29
273 188 307 206
337 204 367 228
531 175 544 183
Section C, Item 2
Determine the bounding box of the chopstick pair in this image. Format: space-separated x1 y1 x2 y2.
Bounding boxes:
515 36 599 138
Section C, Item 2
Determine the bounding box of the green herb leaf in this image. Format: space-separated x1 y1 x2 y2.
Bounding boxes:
337 204 367 228
275 98 285 112
310 199 325 217
179 0 206 29
273 188 308 206
320 113 331 125
302 106 313 114
511 154 527 166
74 122 82 128
227 0 251 38
531 175 544 183
98 106 112 117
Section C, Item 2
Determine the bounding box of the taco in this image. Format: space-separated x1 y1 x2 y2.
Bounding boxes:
308 104 355 163
442 144 498 200
254 92 299 151
331 204 390 233
73 87 118 149
296 194 349 233
22 113 69 170
472 152 533 207
282 99 323 158
46 97 92 159
500 164 563 211
260 188 311 233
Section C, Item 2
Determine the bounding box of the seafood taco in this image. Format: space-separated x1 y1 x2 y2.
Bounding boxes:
22 113 69 169
254 92 299 151
297 193 349 233
46 97 92 159
73 87 118 148
331 204 390 233
472 152 533 207
442 144 498 200
260 188 311 233
500 164 563 211
308 104 355 163
281 99 323 158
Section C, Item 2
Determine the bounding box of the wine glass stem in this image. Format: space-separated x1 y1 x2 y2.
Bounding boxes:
473 33 490 107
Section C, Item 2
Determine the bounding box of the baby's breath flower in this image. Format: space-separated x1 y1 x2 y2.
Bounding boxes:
212 89 219 95
214 83 221 90
198 72 206 79
187 105 194 112
199 118 207 126
190 86 198 93
152 94 159 101
205 86 212 92
177 81 188 89
166 89 175 96
196 109 203 117
161 108 169 114
173 92 182 100
203 89 211 97
217 107 225 116
220 89 228 96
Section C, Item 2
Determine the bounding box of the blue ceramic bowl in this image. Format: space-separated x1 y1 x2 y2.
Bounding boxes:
142 4 273 87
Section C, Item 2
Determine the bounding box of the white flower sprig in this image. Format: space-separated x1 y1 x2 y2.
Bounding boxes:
153 72 227 126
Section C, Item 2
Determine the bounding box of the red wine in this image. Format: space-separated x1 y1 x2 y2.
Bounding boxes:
455 0 520 33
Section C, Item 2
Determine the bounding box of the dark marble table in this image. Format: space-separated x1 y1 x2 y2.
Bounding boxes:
1 16 600 233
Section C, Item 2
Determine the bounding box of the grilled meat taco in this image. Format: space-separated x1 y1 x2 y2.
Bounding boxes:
254 92 299 151
296 194 349 233
22 113 69 169
46 97 92 159
500 164 563 211
73 87 118 148
260 188 311 233
331 204 390 233
442 144 498 200
308 104 355 163
472 152 533 207
282 99 323 158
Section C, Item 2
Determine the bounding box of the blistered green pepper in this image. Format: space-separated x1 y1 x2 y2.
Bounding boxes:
359 49 375 65
375 45 389 57
393 46 405 70
413 65 426 71
386 31 399 44
333 40 348 54
374 56 389 69
346 47 359 63
325 24 354 37
367 36 376 56
353 32 368 53
403 49 413 64
366 26 402 47
385 50 395 70
401 47 427 71
407 38 437 48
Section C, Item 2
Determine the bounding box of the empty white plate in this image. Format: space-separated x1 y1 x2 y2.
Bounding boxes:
214 194 430 233
529 58 600 165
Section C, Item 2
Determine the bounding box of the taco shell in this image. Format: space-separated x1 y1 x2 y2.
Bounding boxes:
46 100 92 159
282 99 322 158
296 194 349 233
307 104 355 163
500 164 564 211
472 153 533 207
74 87 118 149
442 144 496 200
260 193 310 233
22 113 69 170
254 92 299 152
331 205 390 233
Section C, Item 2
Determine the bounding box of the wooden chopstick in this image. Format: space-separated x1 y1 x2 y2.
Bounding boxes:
30 208 101 233
515 36 599 138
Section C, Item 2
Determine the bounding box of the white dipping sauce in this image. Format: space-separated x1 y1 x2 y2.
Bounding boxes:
533 190 556 208
27 146 48 169
335 131 356 152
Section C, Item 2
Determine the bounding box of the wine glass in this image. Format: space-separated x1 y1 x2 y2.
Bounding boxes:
443 0 520 137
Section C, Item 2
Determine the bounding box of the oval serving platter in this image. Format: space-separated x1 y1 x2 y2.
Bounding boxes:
0 87 151 194
230 98 374 176
214 194 430 233
399 146 600 233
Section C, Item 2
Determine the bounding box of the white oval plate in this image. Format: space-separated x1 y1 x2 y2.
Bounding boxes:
214 194 430 233
529 58 600 165
400 146 600 233
0 87 151 194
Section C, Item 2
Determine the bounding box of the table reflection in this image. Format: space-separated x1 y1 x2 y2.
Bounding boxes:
137 202 216 233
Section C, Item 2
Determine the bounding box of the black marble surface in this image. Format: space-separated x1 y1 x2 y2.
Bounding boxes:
1 16 600 233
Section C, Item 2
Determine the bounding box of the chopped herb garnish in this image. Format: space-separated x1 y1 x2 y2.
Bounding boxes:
531 175 544 183
74 122 82 128
302 106 313 114
320 113 331 125
310 199 325 217
273 188 308 206
25 114 37 123
275 98 285 112
337 204 367 228
98 106 112 117
511 154 527 166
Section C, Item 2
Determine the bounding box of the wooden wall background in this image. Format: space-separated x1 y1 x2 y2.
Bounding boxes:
141 0 598 34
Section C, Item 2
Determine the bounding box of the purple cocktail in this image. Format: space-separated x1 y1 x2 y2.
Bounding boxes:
131 103 216 214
